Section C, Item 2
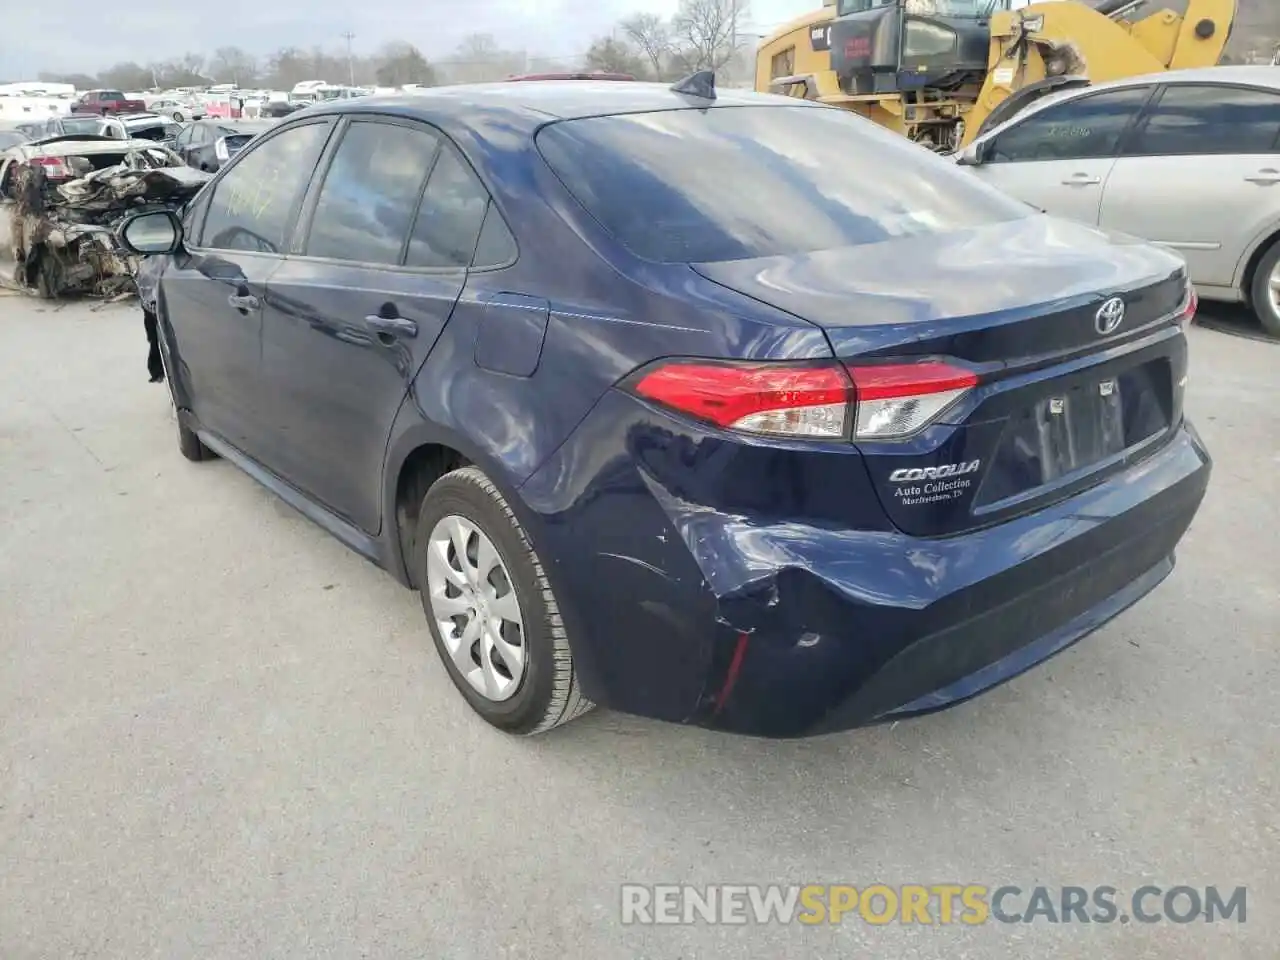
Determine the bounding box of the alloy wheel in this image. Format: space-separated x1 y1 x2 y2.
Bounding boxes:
425 514 526 702
1268 260 1280 319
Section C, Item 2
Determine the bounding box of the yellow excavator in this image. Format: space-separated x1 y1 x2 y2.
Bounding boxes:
757 0 1237 151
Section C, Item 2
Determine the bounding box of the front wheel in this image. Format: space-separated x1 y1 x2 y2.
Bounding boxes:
172 111 184 122
414 466 593 735
1249 240 1280 338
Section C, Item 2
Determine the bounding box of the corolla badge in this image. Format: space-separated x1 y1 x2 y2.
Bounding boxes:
889 460 981 483
1095 296 1126 335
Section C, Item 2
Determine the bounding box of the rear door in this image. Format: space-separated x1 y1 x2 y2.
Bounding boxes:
262 117 490 534
970 86 1155 224
1100 82 1280 288
159 118 333 457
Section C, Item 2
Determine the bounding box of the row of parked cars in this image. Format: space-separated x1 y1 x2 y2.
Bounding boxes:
0 114 278 200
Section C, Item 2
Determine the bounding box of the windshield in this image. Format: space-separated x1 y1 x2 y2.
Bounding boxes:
537 105 1029 263
61 117 102 135
837 0 1012 14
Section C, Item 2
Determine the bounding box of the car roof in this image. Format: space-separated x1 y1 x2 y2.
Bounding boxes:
1044 65 1280 105
977 65 1280 142
205 119 275 132
298 79 816 136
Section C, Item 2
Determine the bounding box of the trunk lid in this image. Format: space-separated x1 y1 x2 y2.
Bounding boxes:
692 216 1190 537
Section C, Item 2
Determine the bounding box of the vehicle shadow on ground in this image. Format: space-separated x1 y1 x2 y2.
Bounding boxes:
519 615 1157 824
1195 302 1278 343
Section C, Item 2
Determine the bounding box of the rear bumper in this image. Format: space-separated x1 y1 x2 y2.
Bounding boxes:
519 399 1210 738
702 422 1211 737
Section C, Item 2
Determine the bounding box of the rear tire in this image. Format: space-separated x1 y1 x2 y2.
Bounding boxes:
156 320 214 462
1249 240 1280 338
178 422 211 461
172 111 184 122
414 466 593 735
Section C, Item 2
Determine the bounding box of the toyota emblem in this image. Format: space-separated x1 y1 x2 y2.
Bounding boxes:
1095 296 1126 335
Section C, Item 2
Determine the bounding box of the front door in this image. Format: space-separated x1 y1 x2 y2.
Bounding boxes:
971 85 1155 226
262 118 492 534
159 118 335 459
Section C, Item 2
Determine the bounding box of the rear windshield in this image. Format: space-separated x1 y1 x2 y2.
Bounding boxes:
536 105 1030 263
129 125 171 142
61 117 102 135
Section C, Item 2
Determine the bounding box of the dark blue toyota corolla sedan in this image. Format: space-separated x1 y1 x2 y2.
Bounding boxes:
119 77 1211 738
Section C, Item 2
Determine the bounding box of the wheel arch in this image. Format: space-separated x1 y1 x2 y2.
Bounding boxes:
382 416 540 588
1234 220 1280 302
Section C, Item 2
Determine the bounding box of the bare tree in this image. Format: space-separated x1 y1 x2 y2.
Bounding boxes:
97 62 153 91
670 0 749 73
584 37 647 77
375 41 438 87
444 33 528 83
265 47 311 88
210 46 258 86
620 13 673 80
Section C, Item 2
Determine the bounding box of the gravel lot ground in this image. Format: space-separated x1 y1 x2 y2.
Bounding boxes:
0 284 1276 959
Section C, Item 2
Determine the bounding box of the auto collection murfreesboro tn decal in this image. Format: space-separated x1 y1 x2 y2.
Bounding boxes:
889 460 981 506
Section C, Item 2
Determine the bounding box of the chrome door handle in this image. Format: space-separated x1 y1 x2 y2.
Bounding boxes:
227 293 259 311
363 314 418 338
1245 169 1280 185
1062 175 1101 186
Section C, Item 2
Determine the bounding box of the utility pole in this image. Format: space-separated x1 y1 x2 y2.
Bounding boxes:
342 30 356 86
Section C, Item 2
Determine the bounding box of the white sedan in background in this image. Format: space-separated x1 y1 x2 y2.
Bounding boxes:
147 97 206 122
957 65 1280 336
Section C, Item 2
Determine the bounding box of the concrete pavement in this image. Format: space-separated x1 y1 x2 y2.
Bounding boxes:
0 294 1276 959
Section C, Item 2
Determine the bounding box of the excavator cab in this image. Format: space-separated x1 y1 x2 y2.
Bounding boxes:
829 0 1015 96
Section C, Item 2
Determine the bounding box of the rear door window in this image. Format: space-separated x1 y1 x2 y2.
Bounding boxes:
405 147 491 268
1124 84 1280 157
198 121 331 253
986 87 1153 164
536 104 1030 263
303 120 441 265
471 204 517 268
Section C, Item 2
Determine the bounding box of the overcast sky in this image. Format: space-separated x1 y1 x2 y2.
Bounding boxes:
4 0 817 77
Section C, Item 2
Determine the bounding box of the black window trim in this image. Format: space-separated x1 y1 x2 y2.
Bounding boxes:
1119 81 1280 159
188 116 338 258
985 84 1158 164
287 112 518 275
289 114 445 271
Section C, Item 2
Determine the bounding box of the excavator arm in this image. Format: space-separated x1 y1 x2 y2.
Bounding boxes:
961 0 1237 146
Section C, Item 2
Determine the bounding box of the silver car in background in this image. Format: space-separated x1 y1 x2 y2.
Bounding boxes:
957 66 1280 336
147 98 206 122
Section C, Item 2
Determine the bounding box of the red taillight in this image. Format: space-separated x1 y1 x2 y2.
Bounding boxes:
1177 286 1198 328
29 156 72 179
848 362 977 440
631 360 853 439
627 357 978 441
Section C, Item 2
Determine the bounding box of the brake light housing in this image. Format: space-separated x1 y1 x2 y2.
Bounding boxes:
626 358 978 441
848 362 978 440
1176 283 1197 329
28 156 72 180
631 360 851 439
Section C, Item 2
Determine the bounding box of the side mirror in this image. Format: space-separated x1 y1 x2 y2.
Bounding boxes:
955 142 985 166
118 210 183 255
